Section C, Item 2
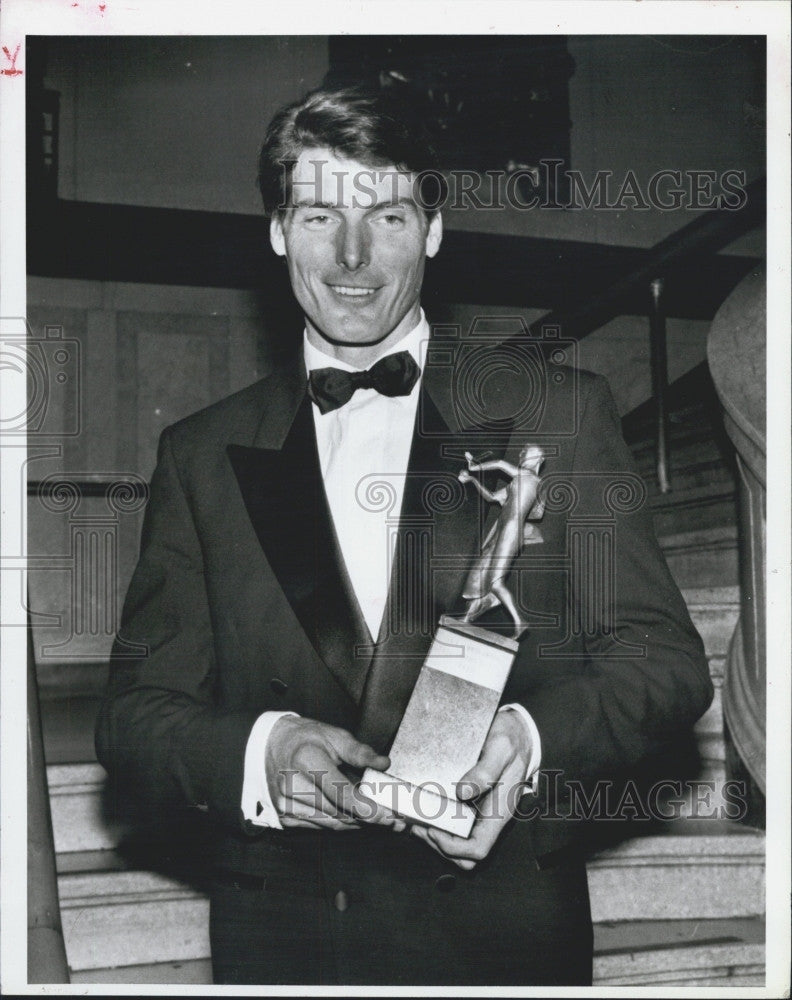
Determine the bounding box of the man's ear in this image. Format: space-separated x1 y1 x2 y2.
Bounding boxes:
270 213 286 257
425 211 443 259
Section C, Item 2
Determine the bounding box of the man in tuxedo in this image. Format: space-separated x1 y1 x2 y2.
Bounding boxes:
96 86 712 986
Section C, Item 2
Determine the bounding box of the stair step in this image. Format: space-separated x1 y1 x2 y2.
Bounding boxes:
634 445 735 493
649 480 736 511
68 920 766 986
621 361 724 439
652 495 737 539
56 821 764 975
624 401 723 448
49 764 126 854
623 362 737 535
647 464 734 500
592 916 764 986
629 405 730 447
659 524 738 589
72 958 212 985
587 825 765 923
59 870 209 973
631 426 728 467
57 849 129 874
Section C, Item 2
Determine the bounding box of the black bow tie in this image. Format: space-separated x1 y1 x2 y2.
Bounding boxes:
307 350 420 415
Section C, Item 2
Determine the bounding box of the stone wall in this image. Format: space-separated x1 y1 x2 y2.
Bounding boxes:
26 276 266 676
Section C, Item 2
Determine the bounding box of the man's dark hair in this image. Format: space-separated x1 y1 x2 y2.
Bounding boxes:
257 85 446 216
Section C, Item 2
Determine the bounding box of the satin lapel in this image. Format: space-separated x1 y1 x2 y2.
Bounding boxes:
356 378 494 752
228 370 372 704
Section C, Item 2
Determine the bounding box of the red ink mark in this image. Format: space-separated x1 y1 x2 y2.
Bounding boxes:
2 44 23 77
98 2 106 11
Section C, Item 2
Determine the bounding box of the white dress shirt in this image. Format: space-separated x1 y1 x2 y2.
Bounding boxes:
241 313 541 829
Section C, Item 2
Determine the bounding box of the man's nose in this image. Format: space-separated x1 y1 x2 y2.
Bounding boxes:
336 222 370 271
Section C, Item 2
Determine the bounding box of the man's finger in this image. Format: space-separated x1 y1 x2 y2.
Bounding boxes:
290 747 361 815
277 776 355 824
276 765 358 823
409 824 476 870
282 759 390 828
413 755 527 866
281 813 359 831
326 727 390 772
315 763 405 827
425 792 502 866
456 734 512 800
352 783 408 832
276 760 343 811
290 743 401 827
456 709 532 800
279 796 361 831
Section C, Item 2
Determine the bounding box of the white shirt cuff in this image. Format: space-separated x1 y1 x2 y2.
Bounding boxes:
499 703 542 794
241 710 299 829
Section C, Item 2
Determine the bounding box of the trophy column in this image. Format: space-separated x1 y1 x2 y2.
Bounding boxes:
361 443 544 838
362 619 517 837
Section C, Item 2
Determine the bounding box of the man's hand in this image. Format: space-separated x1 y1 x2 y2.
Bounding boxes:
409 709 533 869
266 715 406 832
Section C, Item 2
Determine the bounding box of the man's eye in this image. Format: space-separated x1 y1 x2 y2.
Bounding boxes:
378 213 406 227
306 214 331 225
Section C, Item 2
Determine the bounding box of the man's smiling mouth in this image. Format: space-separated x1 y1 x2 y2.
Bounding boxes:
328 285 378 297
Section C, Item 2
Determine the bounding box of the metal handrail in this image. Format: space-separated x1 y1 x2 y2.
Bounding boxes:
528 176 765 342
528 176 765 492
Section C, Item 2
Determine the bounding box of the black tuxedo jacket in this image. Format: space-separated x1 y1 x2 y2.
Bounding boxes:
96 334 711 882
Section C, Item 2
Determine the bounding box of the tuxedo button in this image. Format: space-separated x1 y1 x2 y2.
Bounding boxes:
434 874 456 893
270 677 288 695
334 890 348 912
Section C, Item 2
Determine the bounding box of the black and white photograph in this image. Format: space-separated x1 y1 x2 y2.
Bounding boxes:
1 1 789 994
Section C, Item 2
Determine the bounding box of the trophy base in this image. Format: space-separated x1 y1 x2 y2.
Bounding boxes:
360 768 477 837
360 619 518 838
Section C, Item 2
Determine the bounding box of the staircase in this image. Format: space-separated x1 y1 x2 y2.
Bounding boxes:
37 364 764 986
592 360 766 987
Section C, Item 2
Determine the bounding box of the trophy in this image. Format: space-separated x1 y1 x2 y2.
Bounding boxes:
361 444 546 836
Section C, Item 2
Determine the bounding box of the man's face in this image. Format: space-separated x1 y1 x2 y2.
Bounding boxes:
270 147 442 357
